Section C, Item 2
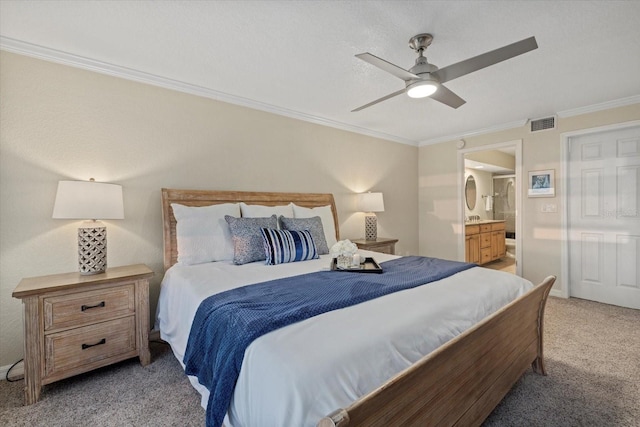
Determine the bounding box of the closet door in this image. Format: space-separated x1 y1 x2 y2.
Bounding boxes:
568 125 640 309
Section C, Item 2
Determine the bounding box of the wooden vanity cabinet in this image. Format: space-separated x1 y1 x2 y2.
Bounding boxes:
465 225 481 264
465 221 506 265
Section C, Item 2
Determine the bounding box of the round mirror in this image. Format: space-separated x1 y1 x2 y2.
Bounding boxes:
465 176 477 210
506 179 515 208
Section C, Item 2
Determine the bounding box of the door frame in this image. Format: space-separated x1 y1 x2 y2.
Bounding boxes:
458 139 523 276
560 119 640 298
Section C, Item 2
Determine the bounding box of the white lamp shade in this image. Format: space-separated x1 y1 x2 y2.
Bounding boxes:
357 192 385 213
52 180 124 220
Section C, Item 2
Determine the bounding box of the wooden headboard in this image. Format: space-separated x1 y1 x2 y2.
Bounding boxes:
161 188 340 270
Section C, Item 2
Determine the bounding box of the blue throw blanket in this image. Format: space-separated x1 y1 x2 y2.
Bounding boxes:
183 256 475 427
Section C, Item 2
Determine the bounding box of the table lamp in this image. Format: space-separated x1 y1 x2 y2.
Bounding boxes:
52 179 124 275
357 192 385 241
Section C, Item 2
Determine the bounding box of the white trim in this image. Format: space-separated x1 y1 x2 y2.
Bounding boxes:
560 119 640 139
560 119 640 299
3 36 638 150
0 360 23 382
0 36 417 147
549 289 562 299
458 139 522 277
422 97 640 147
560 132 571 299
557 95 640 118
458 153 466 262
422 120 527 147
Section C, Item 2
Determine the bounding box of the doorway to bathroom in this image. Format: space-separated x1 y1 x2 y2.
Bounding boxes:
458 140 522 276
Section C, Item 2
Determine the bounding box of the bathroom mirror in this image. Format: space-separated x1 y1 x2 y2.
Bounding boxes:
465 176 477 210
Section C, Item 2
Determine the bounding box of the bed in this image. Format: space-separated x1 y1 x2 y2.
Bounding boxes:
157 188 555 427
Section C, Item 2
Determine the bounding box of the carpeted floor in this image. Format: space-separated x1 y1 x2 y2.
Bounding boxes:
1 296 638 426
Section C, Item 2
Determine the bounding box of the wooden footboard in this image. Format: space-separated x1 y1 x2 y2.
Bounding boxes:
318 275 556 427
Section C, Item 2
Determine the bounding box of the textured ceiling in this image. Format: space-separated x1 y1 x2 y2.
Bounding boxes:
1 1 639 146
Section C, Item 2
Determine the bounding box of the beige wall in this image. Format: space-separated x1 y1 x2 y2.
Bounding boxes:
419 103 640 292
466 150 515 170
0 52 419 367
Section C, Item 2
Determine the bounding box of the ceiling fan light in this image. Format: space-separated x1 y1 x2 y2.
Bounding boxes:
407 82 438 98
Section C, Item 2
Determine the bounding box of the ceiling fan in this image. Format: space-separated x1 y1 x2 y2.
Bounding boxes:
352 34 538 111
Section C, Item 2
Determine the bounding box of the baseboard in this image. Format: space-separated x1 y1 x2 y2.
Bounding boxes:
549 288 563 298
0 360 24 382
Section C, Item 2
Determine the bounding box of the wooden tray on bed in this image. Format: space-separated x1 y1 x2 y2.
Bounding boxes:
331 257 383 274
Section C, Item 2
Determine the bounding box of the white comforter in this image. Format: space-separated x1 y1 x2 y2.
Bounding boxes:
156 251 533 427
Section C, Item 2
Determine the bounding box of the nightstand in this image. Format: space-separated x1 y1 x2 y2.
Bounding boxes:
12 264 153 405
352 238 398 255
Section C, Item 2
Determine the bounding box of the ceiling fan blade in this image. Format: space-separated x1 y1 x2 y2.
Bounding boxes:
430 84 466 109
355 53 420 81
433 36 538 84
352 88 407 112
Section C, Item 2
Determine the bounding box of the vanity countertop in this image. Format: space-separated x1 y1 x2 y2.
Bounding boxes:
465 219 505 225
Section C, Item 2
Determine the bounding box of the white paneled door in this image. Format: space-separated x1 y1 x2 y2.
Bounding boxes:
568 125 640 309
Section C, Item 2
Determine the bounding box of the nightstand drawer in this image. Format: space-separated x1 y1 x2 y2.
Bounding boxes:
368 244 394 254
44 284 135 331
352 238 398 255
44 316 136 378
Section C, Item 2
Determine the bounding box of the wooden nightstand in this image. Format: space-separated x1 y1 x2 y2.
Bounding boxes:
12 264 153 405
352 238 398 255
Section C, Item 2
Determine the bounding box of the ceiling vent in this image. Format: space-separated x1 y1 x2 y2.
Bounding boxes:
529 116 556 132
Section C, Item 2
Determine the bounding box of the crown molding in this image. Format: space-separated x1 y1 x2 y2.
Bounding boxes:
556 94 640 118
419 95 640 147
0 36 418 147
418 119 527 147
3 36 636 149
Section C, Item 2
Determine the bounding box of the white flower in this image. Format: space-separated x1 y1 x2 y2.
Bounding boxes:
330 239 358 258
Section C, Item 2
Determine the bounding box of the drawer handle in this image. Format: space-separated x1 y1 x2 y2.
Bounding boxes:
82 338 106 350
81 301 105 311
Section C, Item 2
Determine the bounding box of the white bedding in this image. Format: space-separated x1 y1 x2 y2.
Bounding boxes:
156 251 533 427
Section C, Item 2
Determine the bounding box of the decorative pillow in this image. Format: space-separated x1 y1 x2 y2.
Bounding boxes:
292 204 337 249
171 203 240 265
240 202 294 222
225 215 278 265
279 216 329 255
260 228 319 265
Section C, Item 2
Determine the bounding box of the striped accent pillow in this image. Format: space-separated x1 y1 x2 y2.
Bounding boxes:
260 228 319 265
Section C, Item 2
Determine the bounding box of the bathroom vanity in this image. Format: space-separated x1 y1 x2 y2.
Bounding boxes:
465 220 506 265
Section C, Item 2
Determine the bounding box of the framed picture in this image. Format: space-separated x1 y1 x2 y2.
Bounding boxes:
528 169 555 197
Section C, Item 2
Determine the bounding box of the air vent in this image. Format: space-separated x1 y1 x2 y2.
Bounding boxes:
529 116 556 132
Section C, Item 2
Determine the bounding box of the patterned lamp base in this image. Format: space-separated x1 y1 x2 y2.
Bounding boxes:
365 214 377 241
78 224 107 275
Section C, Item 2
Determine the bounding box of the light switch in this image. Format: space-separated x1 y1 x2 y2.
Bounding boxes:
542 203 557 213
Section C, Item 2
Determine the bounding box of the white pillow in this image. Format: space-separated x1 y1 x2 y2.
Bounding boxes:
240 202 294 222
292 203 337 249
171 203 240 265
